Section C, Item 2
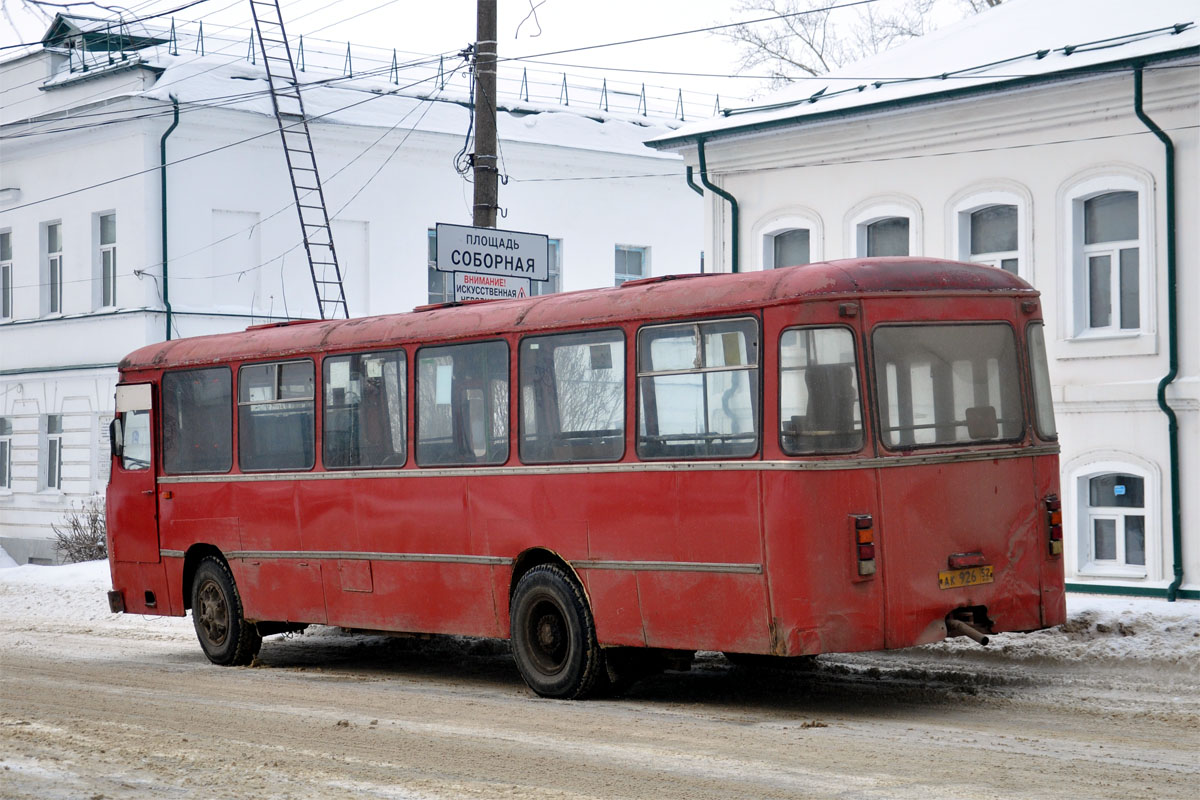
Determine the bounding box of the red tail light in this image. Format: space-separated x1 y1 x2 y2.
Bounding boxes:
852 514 876 577
1045 494 1063 555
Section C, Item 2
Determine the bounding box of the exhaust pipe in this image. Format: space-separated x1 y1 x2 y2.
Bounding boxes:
946 618 990 646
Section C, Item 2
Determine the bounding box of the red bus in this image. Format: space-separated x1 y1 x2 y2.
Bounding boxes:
106 258 1066 698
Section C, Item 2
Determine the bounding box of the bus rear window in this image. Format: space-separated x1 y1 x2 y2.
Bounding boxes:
873 324 1022 449
162 367 232 474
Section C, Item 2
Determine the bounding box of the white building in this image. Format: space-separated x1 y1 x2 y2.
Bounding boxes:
0 15 702 563
651 0 1199 599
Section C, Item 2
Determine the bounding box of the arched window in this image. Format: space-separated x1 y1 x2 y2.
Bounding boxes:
848 197 921 258
1067 458 1158 579
1061 172 1153 343
755 210 823 271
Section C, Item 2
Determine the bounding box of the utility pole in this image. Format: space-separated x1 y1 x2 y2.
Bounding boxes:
472 0 498 228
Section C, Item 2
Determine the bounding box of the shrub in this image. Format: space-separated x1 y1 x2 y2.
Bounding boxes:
53 496 108 563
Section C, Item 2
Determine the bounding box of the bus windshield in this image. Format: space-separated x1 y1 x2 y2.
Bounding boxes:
873 323 1023 448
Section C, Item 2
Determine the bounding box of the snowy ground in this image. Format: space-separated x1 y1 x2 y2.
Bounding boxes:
1 558 1198 799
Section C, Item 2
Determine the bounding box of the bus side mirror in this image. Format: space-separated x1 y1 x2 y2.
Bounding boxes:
110 417 123 460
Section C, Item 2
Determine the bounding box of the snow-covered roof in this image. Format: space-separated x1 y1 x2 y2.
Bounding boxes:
651 0 1199 148
11 13 684 161
139 55 680 159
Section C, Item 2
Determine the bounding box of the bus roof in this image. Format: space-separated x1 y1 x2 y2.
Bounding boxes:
119 258 1036 372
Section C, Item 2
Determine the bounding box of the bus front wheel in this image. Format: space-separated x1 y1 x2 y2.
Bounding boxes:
510 564 603 699
190 556 261 666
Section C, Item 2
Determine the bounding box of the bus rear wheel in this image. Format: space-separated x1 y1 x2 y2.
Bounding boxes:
510 564 602 699
190 556 261 666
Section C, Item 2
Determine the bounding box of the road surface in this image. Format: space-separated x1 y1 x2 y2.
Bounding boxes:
2 611 1197 799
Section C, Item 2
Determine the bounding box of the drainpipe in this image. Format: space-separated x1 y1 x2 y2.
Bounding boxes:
160 94 180 341
684 165 704 197
696 138 739 273
1133 66 1183 601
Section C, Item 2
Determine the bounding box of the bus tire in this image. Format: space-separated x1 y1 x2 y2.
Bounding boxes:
510 564 603 699
190 556 261 666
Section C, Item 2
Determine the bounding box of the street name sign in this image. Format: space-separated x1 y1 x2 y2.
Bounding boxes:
435 223 549 282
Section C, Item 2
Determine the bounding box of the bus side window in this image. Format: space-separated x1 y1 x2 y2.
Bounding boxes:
238 360 315 472
323 350 407 469
162 368 233 474
416 341 508 466
519 330 625 464
779 327 863 455
636 318 759 459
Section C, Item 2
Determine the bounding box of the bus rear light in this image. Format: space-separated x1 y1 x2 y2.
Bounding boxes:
1045 494 1063 555
851 515 876 577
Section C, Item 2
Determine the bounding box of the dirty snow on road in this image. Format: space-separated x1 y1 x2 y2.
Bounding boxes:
1 558 1198 799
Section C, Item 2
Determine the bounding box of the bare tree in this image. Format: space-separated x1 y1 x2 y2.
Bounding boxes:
724 0 1001 88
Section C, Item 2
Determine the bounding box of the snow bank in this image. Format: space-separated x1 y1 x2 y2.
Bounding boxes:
0 545 18 569
1 561 1196 669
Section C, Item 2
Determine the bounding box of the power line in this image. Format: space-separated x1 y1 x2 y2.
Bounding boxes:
496 0 881 65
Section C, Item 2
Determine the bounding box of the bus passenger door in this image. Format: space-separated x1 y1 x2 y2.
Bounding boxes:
108 383 160 565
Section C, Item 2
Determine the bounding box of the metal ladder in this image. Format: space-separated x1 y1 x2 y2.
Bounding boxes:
249 0 349 320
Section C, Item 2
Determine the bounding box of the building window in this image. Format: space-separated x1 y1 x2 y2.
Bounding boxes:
44 222 63 315
1065 173 1151 342
533 238 562 295
1085 473 1146 569
865 217 909 257
0 418 12 489
1083 191 1139 331
1 231 12 319
99 213 117 307
615 245 647 286
43 414 63 491
427 229 451 304
968 205 1018 274
766 229 810 269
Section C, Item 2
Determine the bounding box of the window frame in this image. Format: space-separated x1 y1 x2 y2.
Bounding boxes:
847 196 921 258
321 348 408 470
777 325 865 456
1060 171 1155 351
427 228 452 305
0 417 12 490
43 221 63 316
754 209 823 272
1068 458 1158 579
871 321 1026 451
0 229 12 320
236 358 317 473
635 315 762 461
43 413 63 491
97 212 117 309
518 328 627 465
161 366 234 475
532 238 563 295
414 339 511 468
614 244 649 286
948 185 1031 282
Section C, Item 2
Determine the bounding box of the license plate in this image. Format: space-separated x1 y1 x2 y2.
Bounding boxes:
938 565 994 590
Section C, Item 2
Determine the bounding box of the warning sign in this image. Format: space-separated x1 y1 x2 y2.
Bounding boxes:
454 272 531 302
